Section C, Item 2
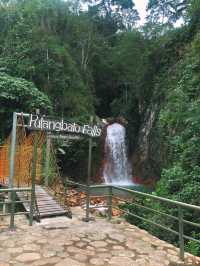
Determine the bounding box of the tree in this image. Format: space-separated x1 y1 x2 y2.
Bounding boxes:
0 0 95 118
0 72 52 140
186 0 200 32
87 0 139 31
147 0 188 24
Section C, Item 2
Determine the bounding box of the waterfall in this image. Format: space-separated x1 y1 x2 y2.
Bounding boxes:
103 123 133 185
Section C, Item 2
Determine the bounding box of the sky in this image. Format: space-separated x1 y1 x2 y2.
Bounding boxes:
134 0 148 25
79 0 183 27
79 0 149 25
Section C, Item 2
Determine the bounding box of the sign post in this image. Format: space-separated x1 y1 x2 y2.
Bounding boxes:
9 112 17 196
45 134 51 187
85 116 93 222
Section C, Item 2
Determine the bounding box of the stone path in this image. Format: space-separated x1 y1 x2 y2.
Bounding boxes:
0 207 200 266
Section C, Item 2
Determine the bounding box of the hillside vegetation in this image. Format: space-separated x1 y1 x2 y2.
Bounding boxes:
0 0 200 255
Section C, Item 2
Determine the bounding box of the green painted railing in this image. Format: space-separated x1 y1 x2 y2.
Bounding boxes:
66 180 200 260
1 181 199 260
0 187 33 229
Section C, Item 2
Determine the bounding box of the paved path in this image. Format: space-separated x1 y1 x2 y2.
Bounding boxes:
0 207 199 266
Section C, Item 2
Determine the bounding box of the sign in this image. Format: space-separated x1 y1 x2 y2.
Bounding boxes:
49 134 82 140
28 114 102 137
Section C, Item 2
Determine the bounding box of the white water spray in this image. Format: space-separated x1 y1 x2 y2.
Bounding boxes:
103 123 133 185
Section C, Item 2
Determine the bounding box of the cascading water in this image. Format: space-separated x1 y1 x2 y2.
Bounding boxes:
103 123 133 185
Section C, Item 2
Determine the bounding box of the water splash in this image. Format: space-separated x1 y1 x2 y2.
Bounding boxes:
103 123 133 185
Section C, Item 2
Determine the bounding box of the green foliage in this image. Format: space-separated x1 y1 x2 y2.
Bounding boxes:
0 0 200 255
147 0 187 24
123 8 200 255
0 0 95 120
186 0 200 29
186 233 200 256
88 0 139 30
0 72 51 111
151 31 200 252
0 72 52 139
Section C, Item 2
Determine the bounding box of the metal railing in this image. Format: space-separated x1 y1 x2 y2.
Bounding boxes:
66 180 200 260
0 187 33 230
2 181 199 260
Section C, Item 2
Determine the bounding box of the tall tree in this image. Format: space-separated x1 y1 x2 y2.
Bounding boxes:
147 0 188 24
0 72 52 140
87 0 139 31
0 0 95 118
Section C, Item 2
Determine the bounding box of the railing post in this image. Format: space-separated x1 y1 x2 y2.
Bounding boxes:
64 178 67 205
107 186 112 220
178 206 184 260
10 190 15 230
3 198 9 214
85 185 90 222
29 187 34 226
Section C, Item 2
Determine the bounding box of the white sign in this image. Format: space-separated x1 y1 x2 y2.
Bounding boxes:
28 114 102 137
49 134 82 140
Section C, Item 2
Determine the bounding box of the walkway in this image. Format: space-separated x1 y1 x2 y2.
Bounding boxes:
17 185 67 219
0 207 199 266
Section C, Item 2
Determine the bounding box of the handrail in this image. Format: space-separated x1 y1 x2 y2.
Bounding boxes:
66 181 200 212
0 187 32 193
66 180 87 188
66 181 200 260
112 185 200 211
0 187 33 229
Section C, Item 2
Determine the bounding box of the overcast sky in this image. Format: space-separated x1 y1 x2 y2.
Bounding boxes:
134 0 148 25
